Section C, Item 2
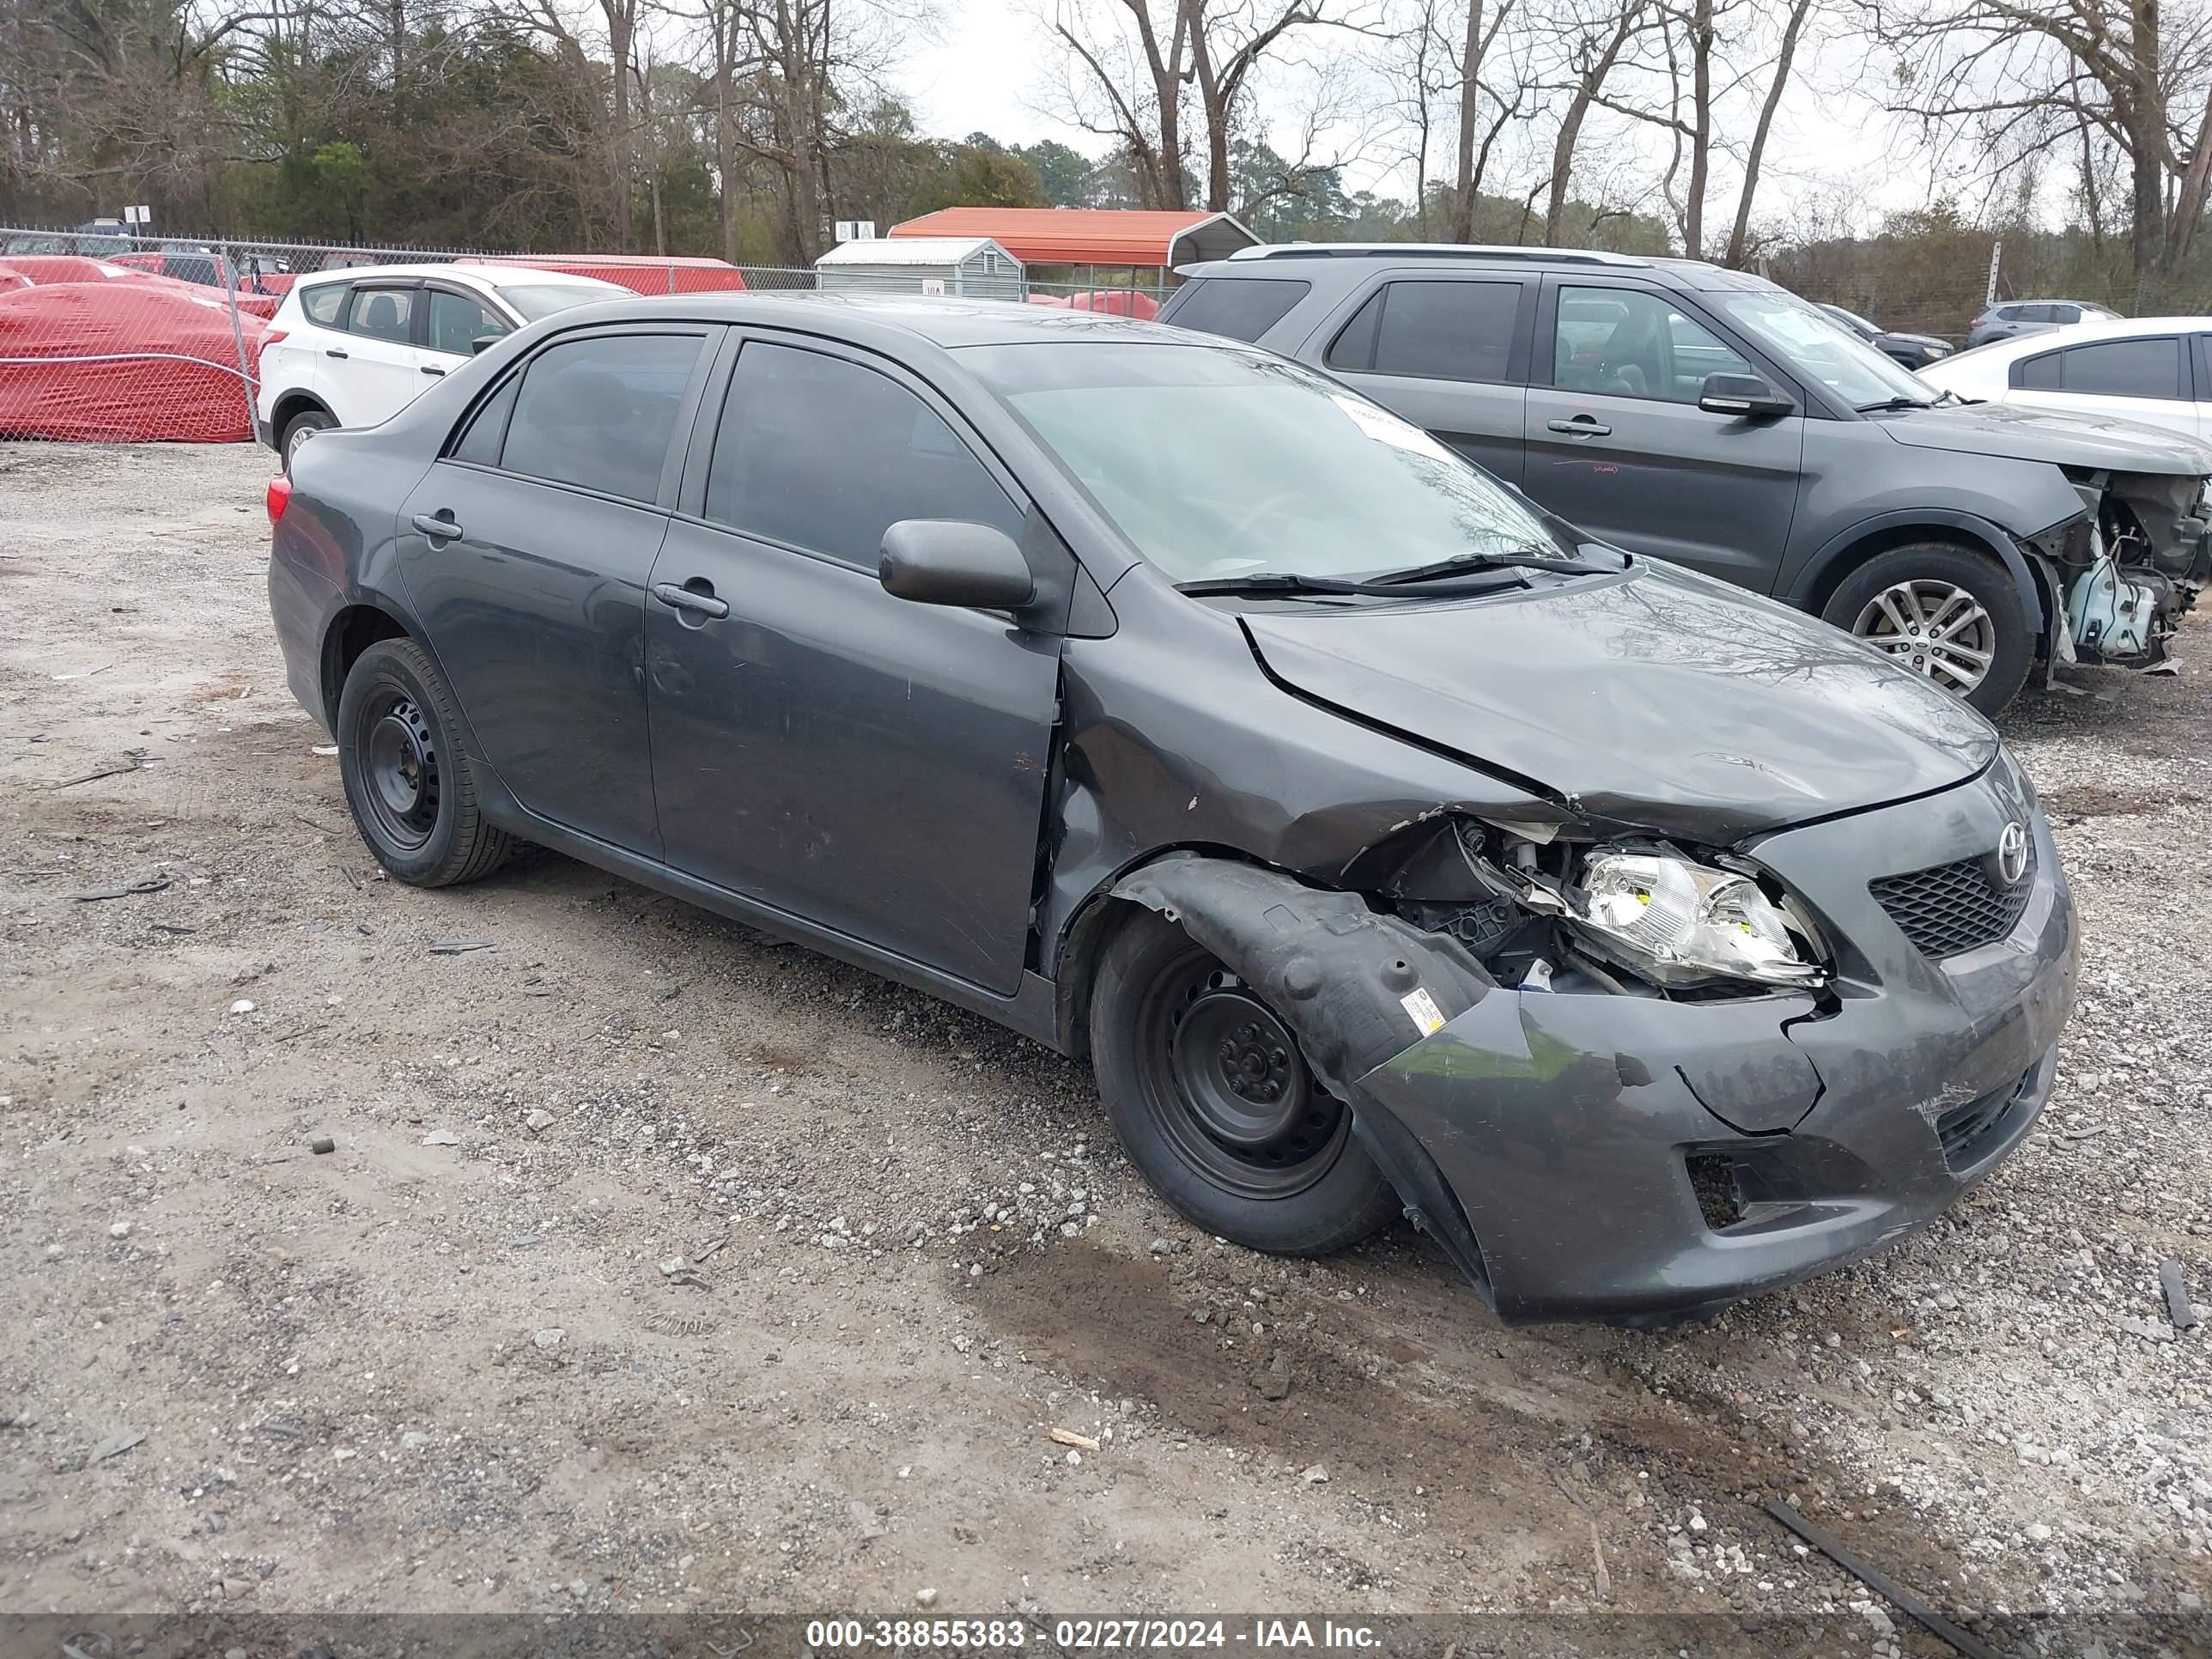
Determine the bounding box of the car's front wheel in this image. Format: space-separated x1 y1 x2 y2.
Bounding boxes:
1089 909 1401 1256
280 408 334 470
1822 542 2033 715
336 636 515 886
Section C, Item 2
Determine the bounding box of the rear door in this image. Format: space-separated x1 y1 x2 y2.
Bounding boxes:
333 282 429 423
2008 334 2201 439
643 332 1063 993
397 325 717 857
1522 278 1803 589
1305 275 1533 484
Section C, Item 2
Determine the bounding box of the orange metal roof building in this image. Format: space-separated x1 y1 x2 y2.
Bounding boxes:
888 208 1257 269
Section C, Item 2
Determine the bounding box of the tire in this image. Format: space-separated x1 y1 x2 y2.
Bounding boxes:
1820 542 2033 716
1089 909 1401 1256
280 408 334 470
335 635 515 887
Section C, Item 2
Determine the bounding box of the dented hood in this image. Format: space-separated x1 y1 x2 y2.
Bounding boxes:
1241 562 1998 843
1878 400 2212 473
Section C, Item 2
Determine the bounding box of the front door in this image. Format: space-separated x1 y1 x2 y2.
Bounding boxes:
645 336 1062 994
333 283 430 424
397 326 715 856
1523 280 1803 590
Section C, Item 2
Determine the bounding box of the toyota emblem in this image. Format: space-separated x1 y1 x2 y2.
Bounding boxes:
1996 820 2030 887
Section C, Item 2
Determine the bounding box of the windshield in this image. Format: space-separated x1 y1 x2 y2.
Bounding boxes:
500 283 617 321
1714 291 1932 410
958 342 1566 584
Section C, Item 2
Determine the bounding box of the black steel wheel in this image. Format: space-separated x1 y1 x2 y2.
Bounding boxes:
1090 909 1400 1255
336 635 515 887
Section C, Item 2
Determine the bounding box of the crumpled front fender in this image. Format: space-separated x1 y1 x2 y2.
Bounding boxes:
1110 856 1500 1288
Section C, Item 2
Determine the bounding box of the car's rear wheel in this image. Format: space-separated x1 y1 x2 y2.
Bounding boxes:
1821 543 2033 715
336 636 515 887
280 409 334 470
1089 909 1400 1255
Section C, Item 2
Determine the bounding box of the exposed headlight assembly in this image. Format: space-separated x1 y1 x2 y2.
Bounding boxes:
1571 850 1825 989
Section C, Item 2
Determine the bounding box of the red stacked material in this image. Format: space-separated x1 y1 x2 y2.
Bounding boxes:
0 281 268 442
1027 289 1161 319
461 255 748 295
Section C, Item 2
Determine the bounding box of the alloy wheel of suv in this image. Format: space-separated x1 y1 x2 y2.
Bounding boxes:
1849 579 1995 695
1822 543 2032 715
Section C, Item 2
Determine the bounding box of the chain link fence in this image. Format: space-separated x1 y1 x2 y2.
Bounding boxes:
0 227 830 446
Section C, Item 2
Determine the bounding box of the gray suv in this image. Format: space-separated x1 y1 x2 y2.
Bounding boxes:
1966 299 2118 348
1160 245 2211 713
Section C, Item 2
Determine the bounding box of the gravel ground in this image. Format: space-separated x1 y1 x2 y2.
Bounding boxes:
2 441 2208 1635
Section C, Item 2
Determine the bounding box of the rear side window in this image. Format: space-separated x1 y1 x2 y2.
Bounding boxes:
705 342 1023 568
346 287 416 344
500 333 704 502
1163 277 1310 342
2014 337 2183 399
300 283 348 326
1325 280 1520 384
450 374 521 466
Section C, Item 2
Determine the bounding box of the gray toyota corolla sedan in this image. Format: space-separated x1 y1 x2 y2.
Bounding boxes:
266 295 2077 1324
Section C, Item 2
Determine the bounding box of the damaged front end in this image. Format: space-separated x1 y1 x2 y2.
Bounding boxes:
2027 469 2212 672
1112 758 2077 1326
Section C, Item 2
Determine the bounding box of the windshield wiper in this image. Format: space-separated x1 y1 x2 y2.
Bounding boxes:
1176 568 1528 599
1371 545 1625 585
1854 395 1933 413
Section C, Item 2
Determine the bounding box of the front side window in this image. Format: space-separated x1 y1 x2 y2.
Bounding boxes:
961 340 1567 585
705 342 1024 568
500 332 704 502
428 289 508 356
2017 336 2184 399
1710 289 1932 409
1554 286 1751 403
346 287 416 344
1166 276 1312 343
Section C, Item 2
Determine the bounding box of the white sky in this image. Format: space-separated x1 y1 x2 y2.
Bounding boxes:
898 4 1983 241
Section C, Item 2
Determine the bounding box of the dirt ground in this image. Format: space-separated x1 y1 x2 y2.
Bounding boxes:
3 441 2209 1636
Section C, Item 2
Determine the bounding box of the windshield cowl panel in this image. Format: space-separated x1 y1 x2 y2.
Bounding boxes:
957 340 1578 586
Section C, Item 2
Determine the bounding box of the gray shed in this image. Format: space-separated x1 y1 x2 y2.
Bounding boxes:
814 235 1025 301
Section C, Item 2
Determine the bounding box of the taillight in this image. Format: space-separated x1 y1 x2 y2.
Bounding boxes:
267 474 293 523
262 329 289 346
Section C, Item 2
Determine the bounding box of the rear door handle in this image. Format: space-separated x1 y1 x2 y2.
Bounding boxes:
325 348 349 359
653 581 729 620
411 512 463 541
1547 416 1612 437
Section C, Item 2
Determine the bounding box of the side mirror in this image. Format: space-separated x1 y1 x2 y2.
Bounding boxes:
1698 372 1795 420
471 334 501 356
880 520 1036 611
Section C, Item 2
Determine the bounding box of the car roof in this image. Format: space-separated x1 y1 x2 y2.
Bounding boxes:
535 290 1206 349
1187 242 1783 293
293 262 621 291
1955 314 2212 357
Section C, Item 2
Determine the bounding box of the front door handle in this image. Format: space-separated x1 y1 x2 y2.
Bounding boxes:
411 512 463 541
421 364 446 377
653 580 729 621
1547 416 1612 437
325 348 349 359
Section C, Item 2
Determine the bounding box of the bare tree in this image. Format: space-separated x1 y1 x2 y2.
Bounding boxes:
1534 0 1656 245
1721 0 1812 265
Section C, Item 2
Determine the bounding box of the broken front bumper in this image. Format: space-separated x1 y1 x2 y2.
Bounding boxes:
1356 773 2077 1324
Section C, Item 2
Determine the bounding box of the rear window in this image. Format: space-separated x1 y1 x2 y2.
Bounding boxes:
299 283 349 325
498 332 704 502
1162 277 1310 342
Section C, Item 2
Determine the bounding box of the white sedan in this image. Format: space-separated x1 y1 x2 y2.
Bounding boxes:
1917 314 2212 442
255 262 627 465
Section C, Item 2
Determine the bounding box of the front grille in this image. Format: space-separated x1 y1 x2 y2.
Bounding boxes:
1936 1066 2036 1170
1869 850 2033 958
